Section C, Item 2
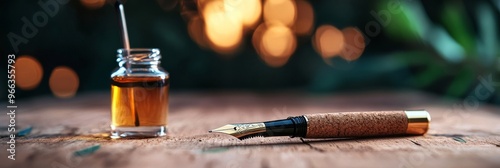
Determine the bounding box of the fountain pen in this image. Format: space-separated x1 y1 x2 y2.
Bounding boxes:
209 110 430 140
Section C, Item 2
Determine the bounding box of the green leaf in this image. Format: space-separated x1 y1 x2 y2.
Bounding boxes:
446 68 474 97
441 2 476 55
476 2 497 65
378 0 422 41
415 64 445 87
392 51 433 65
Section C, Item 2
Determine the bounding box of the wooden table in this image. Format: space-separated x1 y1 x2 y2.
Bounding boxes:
1 91 499 168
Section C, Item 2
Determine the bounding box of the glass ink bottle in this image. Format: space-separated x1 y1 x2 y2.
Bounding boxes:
110 48 169 138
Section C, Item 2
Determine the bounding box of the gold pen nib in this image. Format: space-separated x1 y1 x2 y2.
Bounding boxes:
209 124 239 134
209 123 266 139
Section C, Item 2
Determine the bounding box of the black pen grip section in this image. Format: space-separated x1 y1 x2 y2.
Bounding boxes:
263 116 307 138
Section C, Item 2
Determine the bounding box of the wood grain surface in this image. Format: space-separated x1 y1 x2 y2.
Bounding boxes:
1 91 499 168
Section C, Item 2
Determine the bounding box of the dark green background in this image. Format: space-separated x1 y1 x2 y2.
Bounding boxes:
1 0 499 105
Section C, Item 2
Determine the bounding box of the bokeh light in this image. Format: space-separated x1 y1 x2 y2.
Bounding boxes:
49 66 79 98
253 23 297 67
340 27 366 61
224 0 262 28
313 25 344 58
293 0 314 36
262 24 296 57
80 0 106 9
263 0 297 27
14 56 43 90
202 0 243 53
252 23 267 54
196 0 212 9
156 0 179 11
188 16 209 49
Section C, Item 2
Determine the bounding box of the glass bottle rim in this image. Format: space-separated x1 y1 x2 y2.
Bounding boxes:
117 48 159 54
116 48 161 63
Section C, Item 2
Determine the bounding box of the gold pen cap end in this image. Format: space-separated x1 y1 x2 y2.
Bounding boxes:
405 110 431 135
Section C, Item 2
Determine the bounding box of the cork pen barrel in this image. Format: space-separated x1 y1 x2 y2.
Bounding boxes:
303 110 430 138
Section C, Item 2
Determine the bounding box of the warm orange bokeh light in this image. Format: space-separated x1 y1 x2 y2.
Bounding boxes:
80 0 105 9
262 25 296 57
263 0 297 27
196 0 211 10
293 0 314 36
254 23 296 67
14 56 43 90
252 23 267 54
157 0 179 11
188 16 208 49
340 27 365 61
49 66 79 98
224 0 262 27
313 25 344 58
203 0 243 53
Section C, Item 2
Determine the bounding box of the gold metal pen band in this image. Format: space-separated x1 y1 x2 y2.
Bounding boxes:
404 110 431 135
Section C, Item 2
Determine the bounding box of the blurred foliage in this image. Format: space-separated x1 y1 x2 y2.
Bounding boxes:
0 0 498 105
381 0 499 98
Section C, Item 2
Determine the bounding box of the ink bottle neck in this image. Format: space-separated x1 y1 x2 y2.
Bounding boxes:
113 48 167 77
